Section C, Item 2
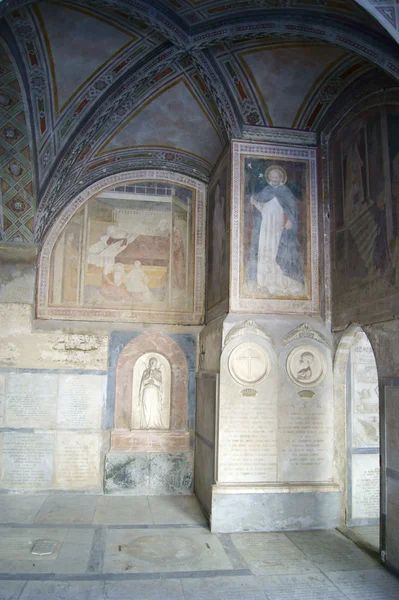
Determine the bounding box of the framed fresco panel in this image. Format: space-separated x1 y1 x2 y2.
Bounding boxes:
37 170 206 325
230 141 319 314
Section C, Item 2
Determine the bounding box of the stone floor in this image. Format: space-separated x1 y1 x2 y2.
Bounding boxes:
0 494 398 599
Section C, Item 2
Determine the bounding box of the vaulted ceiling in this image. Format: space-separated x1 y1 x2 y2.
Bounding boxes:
0 0 398 242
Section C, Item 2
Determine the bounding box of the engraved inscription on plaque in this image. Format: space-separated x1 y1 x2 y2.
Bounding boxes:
5 373 58 428
352 453 380 519
219 340 277 483
57 374 103 429
1 432 55 488
54 432 101 489
286 345 327 387
228 342 271 385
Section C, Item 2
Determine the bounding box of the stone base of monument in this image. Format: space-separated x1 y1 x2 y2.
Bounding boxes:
210 483 342 533
104 451 194 495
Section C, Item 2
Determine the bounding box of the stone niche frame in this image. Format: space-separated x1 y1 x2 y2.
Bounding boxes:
230 140 319 314
111 332 189 453
36 170 206 325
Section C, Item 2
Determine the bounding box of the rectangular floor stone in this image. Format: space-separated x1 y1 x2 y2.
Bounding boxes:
351 526 380 548
286 530 379 572
34 495 98 525
148 496 206 525
326 568 399 599
259 573 347 599
181 575 267 600
19 581 104 600
103 579 185 599
0 527 66 561
94 496 153 525
0 496 48 524
53 528 95 574
230 533 321 576
102 527 232 574
0 581 26 600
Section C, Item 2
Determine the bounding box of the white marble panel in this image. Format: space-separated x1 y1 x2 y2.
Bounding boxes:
278 341 333 483
57 374 104 429
0 374 5 427
218 336 278 484
1 432 55 488
54 432 101 489
5 373 58 428
351 453 380 520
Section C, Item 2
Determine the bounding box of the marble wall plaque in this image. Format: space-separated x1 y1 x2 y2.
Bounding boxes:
278 404 333 482
0 374 4 427
286 345 327 387
5 373 58 428
57 374 103 429
351 334 379 449
352 453 380 519
1 432 55 488
54 432 101 489
218 339 277 483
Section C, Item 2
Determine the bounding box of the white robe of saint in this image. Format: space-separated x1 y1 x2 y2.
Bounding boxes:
256 196 303 295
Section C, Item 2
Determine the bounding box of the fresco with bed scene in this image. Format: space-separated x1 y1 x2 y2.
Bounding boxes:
49 181 195 313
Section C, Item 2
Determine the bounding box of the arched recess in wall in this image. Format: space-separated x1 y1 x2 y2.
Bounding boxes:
36 170 206 325
111 332 189 453
334 325 380 534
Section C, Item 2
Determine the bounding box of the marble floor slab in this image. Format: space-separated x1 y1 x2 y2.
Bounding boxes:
34 496 99 525
326 568 399 599
230 532 321 576
0 496 47 524
350 526 380 549
102 527 233 573
259 572 347 599
0 494 397 600
103 579 185 599
93 496 152 525
286 530 380 571
180 575 267 599
148 495 207 525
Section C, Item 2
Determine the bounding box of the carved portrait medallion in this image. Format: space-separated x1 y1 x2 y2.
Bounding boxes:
286 344 327 387
228 342 271 385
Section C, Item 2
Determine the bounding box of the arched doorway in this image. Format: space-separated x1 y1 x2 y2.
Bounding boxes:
334 325 380 550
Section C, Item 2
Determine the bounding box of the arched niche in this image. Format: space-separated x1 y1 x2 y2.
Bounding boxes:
36 170 206 325
111 332 188 453
334 324 380 532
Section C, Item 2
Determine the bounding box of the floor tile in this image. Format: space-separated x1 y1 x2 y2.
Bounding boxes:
0 581 26 600
230 532 321 576
53 528 95 574
181 575 267 599
0 527 67 566
326 568 399 599
102 527 232 573
19 581 104 600
286 530 380 572
94 496 152 525
258 572 347 599
148 496 207 525
103 579 185 599
0 496 48 524
351 526 380 549
34 495 98 525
